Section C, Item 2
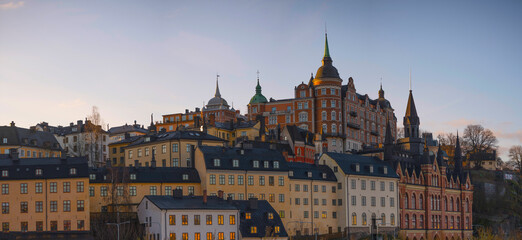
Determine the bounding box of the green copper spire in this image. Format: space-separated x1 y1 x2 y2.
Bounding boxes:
249 74 268 104
324 33 330 58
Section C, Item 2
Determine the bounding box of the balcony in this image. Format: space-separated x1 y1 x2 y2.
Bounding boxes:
370 130 379 136
347 122 361 129
349 111 357 117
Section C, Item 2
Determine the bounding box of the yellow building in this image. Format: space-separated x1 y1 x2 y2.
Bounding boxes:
108 136 141 167
205 120 263 146
0 123 62 158
286 162 339 235
194 145 292 229
0 153 89 235
124 131 225 168
88 166 202 213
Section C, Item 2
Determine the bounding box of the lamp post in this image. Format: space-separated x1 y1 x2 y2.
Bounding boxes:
106 221 130 240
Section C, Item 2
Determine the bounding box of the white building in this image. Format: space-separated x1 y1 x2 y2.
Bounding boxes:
320 152 399 238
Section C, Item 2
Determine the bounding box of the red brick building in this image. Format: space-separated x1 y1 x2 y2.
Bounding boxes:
384 90 473 240
247 34 397 154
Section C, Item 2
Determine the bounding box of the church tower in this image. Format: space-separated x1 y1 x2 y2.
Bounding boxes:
397 89 423 154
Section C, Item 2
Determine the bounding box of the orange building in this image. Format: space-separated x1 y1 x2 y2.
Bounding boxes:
0 153 90 236
247 34 397 154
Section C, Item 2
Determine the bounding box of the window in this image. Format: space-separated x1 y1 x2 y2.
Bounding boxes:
264 161 269 168
303 184 308 192
35 201 43 212
172 158 179 167
381 197 386 207
278 176 284 186
351 196 356 206
251 226 257 234
391 214 395 225
36 221 43 232
279 194 285 202
390 197 395 207
238 175 244 185
371 181 376 190
253 160 259 168
217 215 224 225
206 215 212 225
248 176 254 185
182 215 188 225
214 159 221 167
63 200 71 212
77 200 84 211
20 202 28 213
322 111 327 120
351 179 356 189
19 184 27 194
35 168 42 176
352 213 357 225
230 232 236 240
49 182 57 193
294 184 301 192
380 181 385 191
269 194 275 202
269 116 277 124
1 170 7 177
77 181 84 192
70 168 77 175
219 175 225 185
63 182 70 193
362 196 366 206
150 186 157 195
209 175 216 185
50 201 57 212
274 161 279 169
371 197 376 206
390 182 394 192
361 180 366 190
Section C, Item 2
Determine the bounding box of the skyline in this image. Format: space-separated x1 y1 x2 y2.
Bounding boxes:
1 0 521 160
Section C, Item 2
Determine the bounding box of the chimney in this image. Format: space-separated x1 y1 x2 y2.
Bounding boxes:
218 190 224 199
70 122 74 127
195 107 200 112
10 121 15 127
77 120 83 126
249 198 258 210
173 189 183 199
203 190 207 204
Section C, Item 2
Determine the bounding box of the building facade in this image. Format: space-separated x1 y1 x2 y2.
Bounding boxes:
247 34 397 153
0 153 89 235
0 122 62 158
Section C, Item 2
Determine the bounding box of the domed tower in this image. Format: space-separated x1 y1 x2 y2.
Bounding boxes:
203 76 235 123
247 74 268 121
312 34 343 152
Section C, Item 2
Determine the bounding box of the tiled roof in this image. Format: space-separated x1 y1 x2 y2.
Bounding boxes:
0 126 61 150
89 167 200 183
324 152 399 178
287 162 337 181
126 131 225 148
198 146 289 172
0 155 88 180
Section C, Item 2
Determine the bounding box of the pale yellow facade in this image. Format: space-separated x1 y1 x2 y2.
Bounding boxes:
0 146 61 158
205 122 262 145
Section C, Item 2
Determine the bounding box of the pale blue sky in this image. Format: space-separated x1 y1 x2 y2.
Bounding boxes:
1 0 521 159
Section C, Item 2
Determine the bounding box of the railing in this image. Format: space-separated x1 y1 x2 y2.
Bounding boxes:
370 130 379 136
349 111 357 117
347 123 361 129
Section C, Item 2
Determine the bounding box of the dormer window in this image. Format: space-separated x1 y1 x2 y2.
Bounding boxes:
35 169 42 176
268 213 274 220
130 174 136 180
232 160 239 167
289 171 293 177
273 161 279 169
264 161 269 168
90 174 96 180
69 168 77 175
322 173 327 179
369 165 374 173
355 164 360 172
2 138 7 143
1 170 8 177
245 212 251 219
145 137 150 142
213 159 221 167
253 161 259 168
182 174 189 180
307 172 312 178
383 167 388 174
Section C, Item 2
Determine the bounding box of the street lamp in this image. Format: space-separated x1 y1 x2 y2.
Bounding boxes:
106 220 130 240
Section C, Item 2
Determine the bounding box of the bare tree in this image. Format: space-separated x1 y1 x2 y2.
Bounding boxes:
397 127 404 139
85 106 106 167
463 124 498 167
437 132 458 147
508 145 522 171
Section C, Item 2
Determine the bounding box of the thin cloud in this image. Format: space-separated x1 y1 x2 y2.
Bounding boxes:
444 118 476 128
0 1 24 10
495 129 522 143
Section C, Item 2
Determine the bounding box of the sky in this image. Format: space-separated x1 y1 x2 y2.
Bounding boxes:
1 0 521 160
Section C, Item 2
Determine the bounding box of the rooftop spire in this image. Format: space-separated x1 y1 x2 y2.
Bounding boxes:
255 71 262 95
404 89 420 125
324 33 331 59
215 74 221 98
379 77 385 99
454 131 463 174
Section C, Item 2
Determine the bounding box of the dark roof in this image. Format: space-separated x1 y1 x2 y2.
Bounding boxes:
0 155 88 180
127 131 225 147
144 195 237 210
287 162 337 181
283 125 314 146
198 145 289 171
0 126 61 150
233 199 288 238
89 167 200 183
324 152 399 178
108 135 142 146
108 124 148 135
214 120 257 131
35 120 107 136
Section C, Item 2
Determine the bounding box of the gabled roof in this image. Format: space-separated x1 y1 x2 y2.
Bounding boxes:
89 167 200 183
198 145 289 172
324 152 399 178
0 126 62 150
0 155 88 180
287 162 337 182
283 125 314 146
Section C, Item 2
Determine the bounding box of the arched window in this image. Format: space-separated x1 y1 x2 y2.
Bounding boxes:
456 198 460 211
362 213 367 225
381 213 386 226
322 124 327 134
412 215 416 228
404 214 409 228
404 194 409 209
450 216 454 229
412 194 416 209
450 197 454 211
445 197 448 211
322 111 327 121
419 194 424 209
331 111 336 121
445 216 448 229
352 213 357 225
430 195 433 210
332 124 337 134
456 216 460 229
391 214 395 226
466 217 469 229
299 112 308 122
466 199 469 213
419 215 424 228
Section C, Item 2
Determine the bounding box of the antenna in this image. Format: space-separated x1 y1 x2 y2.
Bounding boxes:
409 68 412 91
380 77 383 88
325 22 327 35
256 70 260 80
216 73 220 81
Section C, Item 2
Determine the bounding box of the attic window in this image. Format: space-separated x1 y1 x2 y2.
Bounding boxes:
355 164 360 172
289 171 293 177
245 212 251 219
307 172 312 178
232 160 239 167
182 174 189 180
253 161 259 168
369 165 374 173
264 161 269 168
268 213 274 220
69 168 77 175
383 167 388 174
130 174 136 180
145 137 150 142
214 159 221 167
90 174 96 180
1 170 7 177
322 173 327 179
2 138 6 144
35 169 42 176
273 161 279 169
